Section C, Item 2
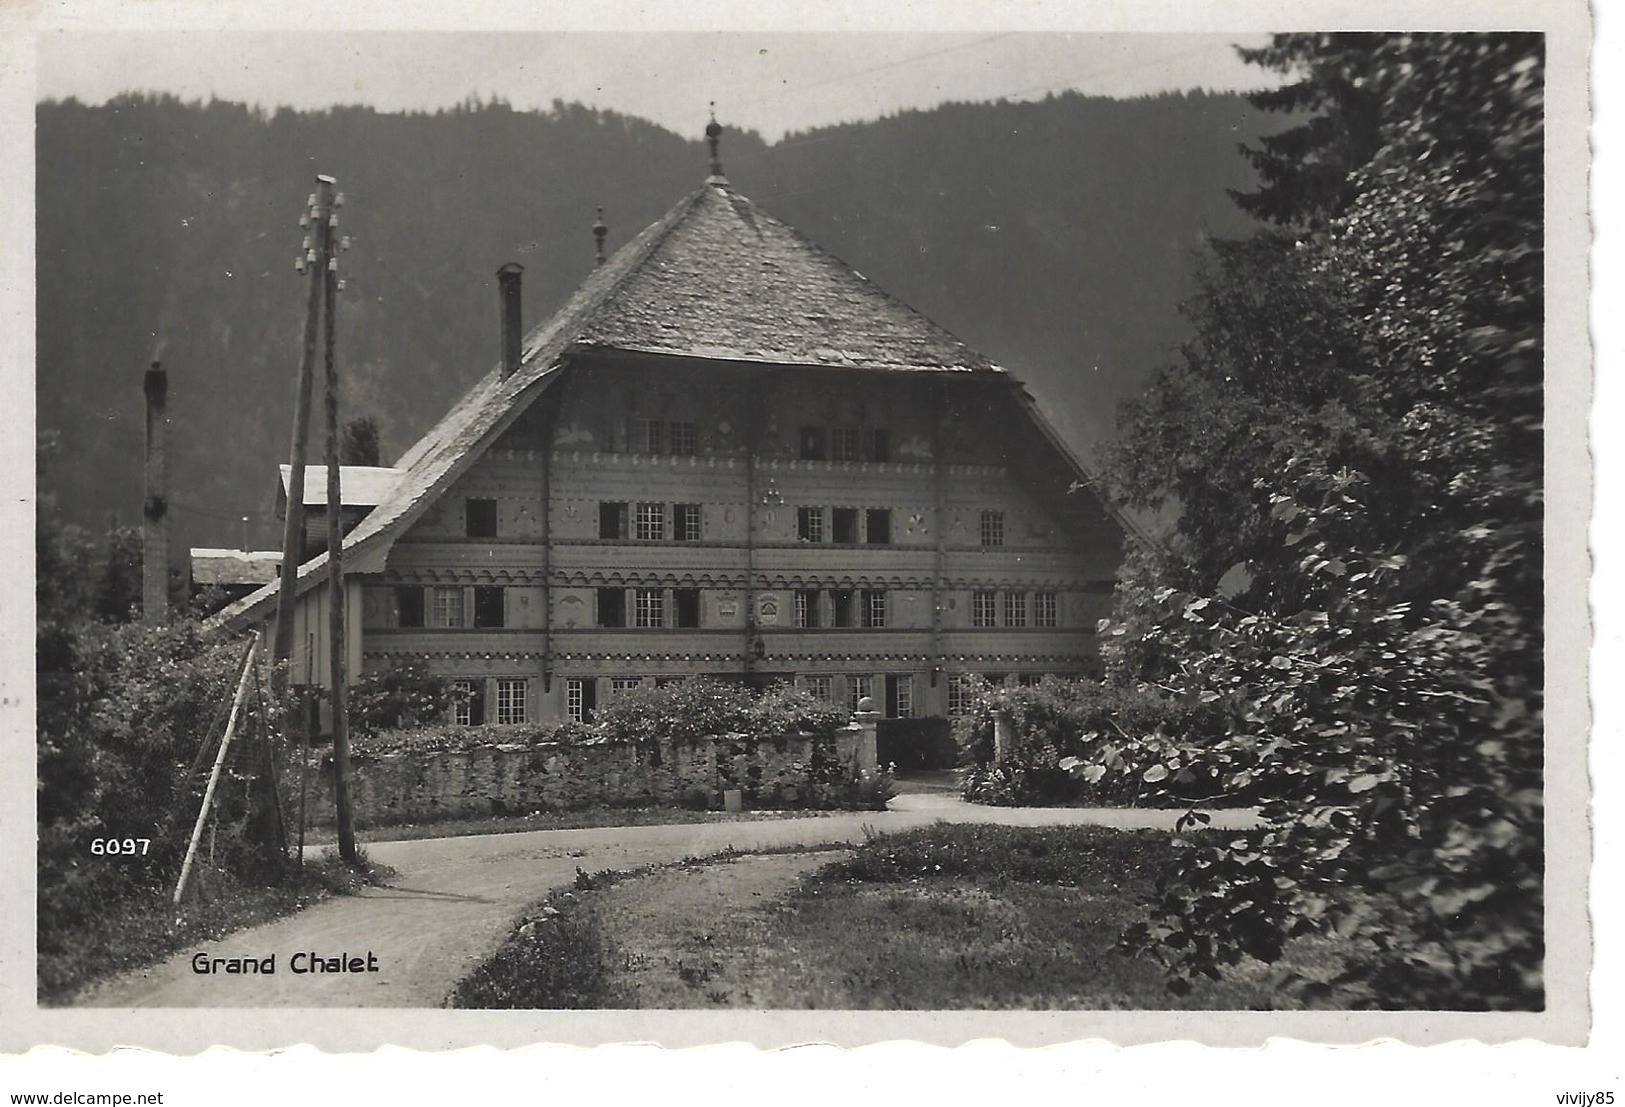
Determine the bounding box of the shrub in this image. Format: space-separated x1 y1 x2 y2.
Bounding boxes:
38 621 283 935
349 659 465 733
954 677 1230 807
593 677 845 744
349 719 593 758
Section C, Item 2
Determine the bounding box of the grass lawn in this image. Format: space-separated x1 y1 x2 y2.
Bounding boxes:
452 824 1350 1009
301 804 843 846
39 852 389 1005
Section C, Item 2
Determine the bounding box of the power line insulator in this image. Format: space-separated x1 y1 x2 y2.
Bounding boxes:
295 255 306 273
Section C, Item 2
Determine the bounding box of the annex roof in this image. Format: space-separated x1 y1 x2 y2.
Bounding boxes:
189 549 283 587
278 465 404 507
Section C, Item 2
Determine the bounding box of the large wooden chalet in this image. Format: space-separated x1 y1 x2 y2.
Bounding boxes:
215 130 1131 725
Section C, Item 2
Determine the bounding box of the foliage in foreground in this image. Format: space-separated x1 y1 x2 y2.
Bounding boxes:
1095 34 1543 1010
953 677 1232 807
39 854 384 1004
38 619 290 944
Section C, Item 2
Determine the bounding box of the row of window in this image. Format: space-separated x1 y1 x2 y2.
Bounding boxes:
791 588 887 628
595 587 704 629
795 506 893 544
445 670 1071 727
465 495 1014 549
799 424 890 463
972 590 1059 628
599 501 704 542
632 417 700 456
397 585 507 629
450 678 529 726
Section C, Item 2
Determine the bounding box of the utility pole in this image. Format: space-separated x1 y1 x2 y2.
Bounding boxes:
322 186 359 864
251 176 335 878
272 176 332 669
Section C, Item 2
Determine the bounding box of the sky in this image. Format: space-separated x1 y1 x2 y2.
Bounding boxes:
35 31 1277 142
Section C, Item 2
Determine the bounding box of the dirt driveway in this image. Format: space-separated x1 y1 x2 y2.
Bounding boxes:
74 800 1255 1008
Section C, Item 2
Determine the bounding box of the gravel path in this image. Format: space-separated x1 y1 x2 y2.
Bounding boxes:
72 797 1256 1008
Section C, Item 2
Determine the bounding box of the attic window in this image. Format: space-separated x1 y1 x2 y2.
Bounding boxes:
466 498 498 539
670 421 698 456
830 427 860 461
863 428 890 463
634 417 664 455
799 426 827 461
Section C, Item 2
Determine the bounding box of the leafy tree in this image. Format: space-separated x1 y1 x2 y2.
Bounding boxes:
1098 34 1543 1008
93 524 144 623
340 416 381 467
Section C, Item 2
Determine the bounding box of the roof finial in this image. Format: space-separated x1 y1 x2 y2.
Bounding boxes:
705 103 725 181
592 206 608 267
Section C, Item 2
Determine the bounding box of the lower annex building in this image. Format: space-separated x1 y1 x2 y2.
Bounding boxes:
214 125 1133 725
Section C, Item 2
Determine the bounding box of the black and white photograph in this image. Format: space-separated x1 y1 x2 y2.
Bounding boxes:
2 0 1602 1087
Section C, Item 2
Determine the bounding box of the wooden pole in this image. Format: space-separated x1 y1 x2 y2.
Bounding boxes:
323 191 359 864
297 635 313 868
174 631 260 905
272 176 333 669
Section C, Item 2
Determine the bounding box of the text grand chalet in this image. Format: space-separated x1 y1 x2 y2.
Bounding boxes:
212 126 1130 725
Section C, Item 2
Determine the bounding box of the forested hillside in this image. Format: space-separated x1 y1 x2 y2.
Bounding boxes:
36 91 1272 553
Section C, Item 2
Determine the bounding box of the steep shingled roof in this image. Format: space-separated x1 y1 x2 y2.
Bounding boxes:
577 183 999 372
211 177 1101 633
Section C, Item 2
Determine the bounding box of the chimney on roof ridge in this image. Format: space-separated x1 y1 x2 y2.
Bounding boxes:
593 207 608 267
497 262 524 379
706 104 725 181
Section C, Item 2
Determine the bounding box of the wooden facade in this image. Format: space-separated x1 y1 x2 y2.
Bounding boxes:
218 168 1129 724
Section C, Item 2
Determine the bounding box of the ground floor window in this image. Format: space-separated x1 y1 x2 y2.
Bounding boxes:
452 679 485 726
885 674 914 718
495 678 527 725
848 674 874 713
946 674 974 717
610 676 642 700
804 674 834 703
566 678 597 723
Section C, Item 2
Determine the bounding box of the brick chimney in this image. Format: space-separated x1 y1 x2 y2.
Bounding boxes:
497 262 524 379
142 361 169 625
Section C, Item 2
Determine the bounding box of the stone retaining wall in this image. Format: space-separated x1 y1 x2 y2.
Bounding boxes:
295 722 878 827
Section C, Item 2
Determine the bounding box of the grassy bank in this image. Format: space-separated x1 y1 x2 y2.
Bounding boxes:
40 853 390 1005
301 804 843 846
451 824 1351 1009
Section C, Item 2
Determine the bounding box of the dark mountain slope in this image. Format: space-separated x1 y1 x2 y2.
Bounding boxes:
36 91 1274 554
